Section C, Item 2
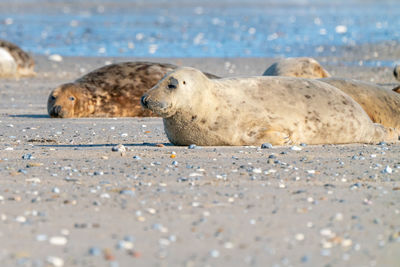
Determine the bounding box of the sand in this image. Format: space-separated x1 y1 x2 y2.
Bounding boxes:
0 52 399 267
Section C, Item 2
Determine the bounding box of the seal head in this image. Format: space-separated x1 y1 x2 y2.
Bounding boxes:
48 83 89 118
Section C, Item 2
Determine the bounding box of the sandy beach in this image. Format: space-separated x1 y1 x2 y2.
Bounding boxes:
0 50 399 267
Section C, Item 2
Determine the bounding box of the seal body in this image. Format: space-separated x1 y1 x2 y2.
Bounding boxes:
141 67 397 146
0 39 35 78
47 62 219 118
319 78 400 129
263 57 331 78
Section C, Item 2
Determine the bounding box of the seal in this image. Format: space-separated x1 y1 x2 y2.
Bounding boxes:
318 78 400 129
0 39 35 78
263 57 331 79
47 62 219 118
141 67 397 146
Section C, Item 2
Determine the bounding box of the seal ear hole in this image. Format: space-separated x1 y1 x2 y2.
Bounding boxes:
183 81 186 85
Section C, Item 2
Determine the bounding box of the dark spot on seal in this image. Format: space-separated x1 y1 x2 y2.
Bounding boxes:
191 115 197 121
168 77 179 90
200 119 207 124
69 96 75 101
304 95 311 99
183 81 186 85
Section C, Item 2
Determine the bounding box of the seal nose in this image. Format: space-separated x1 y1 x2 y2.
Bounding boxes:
51 105 62 117
141 95 148 108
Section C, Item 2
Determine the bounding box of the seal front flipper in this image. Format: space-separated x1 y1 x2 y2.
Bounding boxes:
262 130 292 146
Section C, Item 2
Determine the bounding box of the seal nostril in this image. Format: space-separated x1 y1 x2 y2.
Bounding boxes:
53 105 62 115
141 95 148 108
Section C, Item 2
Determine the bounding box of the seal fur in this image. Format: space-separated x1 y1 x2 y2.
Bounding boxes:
319 78 400 129
0 39 35 78
47 62 219 118
263 57 331 79
141 67 397 146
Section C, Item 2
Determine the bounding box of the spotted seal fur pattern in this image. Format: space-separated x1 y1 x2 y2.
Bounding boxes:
319 78 400 129
141 67 398 146
0 39 35 78
263 57 331 79
47 62 219 118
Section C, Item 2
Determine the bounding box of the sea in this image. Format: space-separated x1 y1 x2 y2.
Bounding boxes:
0 0 399 64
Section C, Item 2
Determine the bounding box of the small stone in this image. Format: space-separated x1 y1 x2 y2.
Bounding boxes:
36 234 47 241
112 144 126 153
46 256 64 267
16 216 26 223
22 153 33 160
295 233 305 241
209 249 220 258
261 143 273 149
89 247 101 256
290 146 302 151
382 166 392 174
48 54 63 62
49 236 68 246
52 187 60 194
133 155 141 160
188 144 197 149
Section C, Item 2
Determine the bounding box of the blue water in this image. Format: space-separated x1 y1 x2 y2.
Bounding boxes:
0 0 399 58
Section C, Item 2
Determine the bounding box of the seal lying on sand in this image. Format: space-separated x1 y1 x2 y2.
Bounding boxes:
263 60 400 129
141 67 397 146
263 57 331 79
319 78 400 129
0 39 35 78
47 62 219 118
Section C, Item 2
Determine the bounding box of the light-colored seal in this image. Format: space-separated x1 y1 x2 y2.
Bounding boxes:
47 62 219 118
319 78 400 129
263 57 331 79
141 67 397 146
0 39 35 78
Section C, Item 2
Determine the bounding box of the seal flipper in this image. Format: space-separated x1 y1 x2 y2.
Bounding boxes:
262 130 292 146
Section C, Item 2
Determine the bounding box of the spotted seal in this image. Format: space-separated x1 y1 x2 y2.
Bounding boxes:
0 39 35 78
318 78 400 129
47 62 219 118
263 57 331 79
141 67 397 146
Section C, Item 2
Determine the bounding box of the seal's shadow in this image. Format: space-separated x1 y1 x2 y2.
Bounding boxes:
10 114 50 118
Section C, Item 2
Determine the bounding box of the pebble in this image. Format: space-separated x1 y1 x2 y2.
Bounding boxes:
290 146 302 151
112 144 126 153
382 166 392 174
261 143 273 149
52 187 60 194
36 234 47 241
89 246 102 256
46 256 64 267
209 249 220 258
49 236 68 246
21 153 33 160
133 155 141 160
48 54 63 62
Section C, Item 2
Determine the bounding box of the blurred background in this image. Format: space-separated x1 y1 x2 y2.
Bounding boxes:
0 0 399 64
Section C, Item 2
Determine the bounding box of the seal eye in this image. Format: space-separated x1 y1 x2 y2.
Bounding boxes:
51 95 56 100
168 77 179 90
69 96 75 101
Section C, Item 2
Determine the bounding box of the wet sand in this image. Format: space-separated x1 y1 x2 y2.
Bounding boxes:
0 53 400 267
